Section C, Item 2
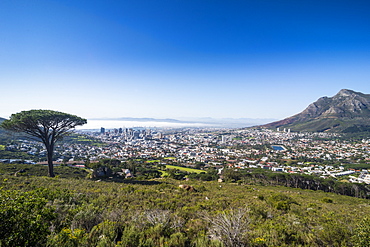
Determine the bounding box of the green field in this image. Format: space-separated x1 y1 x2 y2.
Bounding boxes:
163 157 176 160
165 164 205 174
0 145 5 151
146 160 161 163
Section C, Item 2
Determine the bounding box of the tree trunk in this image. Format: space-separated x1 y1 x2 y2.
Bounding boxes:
46 145 55 177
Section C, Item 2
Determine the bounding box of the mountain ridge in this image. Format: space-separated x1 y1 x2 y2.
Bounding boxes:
259 89 370 133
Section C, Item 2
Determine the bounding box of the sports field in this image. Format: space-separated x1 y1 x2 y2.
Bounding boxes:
165 165 205 174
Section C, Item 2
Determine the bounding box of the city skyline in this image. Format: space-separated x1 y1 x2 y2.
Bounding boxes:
1 1 370 120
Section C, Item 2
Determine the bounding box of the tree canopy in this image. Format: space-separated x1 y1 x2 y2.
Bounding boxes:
0 109 87 177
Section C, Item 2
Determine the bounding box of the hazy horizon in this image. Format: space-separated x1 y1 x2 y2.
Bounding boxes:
76 117 275 130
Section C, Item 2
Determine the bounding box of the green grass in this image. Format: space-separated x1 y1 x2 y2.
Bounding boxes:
0 145 5 151
165 164 205 174
158 170 169 176
146 160 161 163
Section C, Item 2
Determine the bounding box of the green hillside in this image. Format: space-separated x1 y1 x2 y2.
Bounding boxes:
1 163 369 246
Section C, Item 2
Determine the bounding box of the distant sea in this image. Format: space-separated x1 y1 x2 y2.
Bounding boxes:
76 118 275 130
76 119 211 130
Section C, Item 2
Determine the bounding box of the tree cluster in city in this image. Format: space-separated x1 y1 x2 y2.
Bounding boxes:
222 169 370 199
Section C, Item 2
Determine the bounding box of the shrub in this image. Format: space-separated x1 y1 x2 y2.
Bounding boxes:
351 217 370 247
167 232 187 247
0 189 56 247
47 228 87 247
321 197 333 203
203 208 250 247
268 193 298 211
118 226 141 247
71 204 102 231
88 220 120 246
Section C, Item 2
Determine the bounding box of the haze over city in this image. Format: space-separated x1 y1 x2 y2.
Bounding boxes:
1 0 370 121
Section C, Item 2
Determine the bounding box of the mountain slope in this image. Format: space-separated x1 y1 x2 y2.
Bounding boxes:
260 89 370 132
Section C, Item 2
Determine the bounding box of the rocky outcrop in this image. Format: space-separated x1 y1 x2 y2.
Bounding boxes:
179 184 197 192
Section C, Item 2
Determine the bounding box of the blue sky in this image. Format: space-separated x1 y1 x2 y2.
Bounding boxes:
1 0 370 120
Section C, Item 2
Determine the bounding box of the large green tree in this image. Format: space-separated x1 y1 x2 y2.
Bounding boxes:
0 110 87 177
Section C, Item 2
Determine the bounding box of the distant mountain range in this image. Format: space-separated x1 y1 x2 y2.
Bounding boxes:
260 89 370 133
90 117 276 128
0 116 274 129
91 117 183 123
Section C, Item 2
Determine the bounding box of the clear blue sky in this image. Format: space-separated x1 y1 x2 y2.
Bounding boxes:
1 0 370 120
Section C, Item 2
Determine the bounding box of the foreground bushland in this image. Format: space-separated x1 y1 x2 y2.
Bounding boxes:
1 165 370 246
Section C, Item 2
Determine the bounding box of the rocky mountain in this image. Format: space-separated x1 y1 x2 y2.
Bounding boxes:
260 89 370 133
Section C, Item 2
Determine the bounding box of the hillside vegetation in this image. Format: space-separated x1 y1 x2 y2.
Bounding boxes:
1 163 370 247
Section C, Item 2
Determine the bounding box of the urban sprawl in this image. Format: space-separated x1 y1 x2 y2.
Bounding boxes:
4 127 370 184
